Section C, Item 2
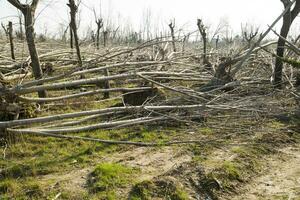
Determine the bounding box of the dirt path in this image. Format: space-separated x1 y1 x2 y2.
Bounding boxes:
108 146 192 181
37 144 300 199
232 144 300 200
38 146 191 196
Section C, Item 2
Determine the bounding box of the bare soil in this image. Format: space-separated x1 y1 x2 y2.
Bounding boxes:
231 144 300 200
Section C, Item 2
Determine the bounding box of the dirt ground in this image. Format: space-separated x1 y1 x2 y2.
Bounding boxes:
33 141 300 199
232 144 300 200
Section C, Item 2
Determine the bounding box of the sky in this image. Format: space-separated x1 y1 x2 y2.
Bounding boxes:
0 0 299 39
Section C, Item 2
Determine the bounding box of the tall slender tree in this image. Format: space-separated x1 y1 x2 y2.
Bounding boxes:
168 19 176 52
7 0 47 98
68 0 82 68
274 0 300 87
8 21 15 60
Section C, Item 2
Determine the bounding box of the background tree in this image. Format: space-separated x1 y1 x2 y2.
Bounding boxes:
93 8 103 49
16 11 24 40
168 19 176 52
241 23 259 48
67 0 82 68
197 19 207 64
8 21 15 60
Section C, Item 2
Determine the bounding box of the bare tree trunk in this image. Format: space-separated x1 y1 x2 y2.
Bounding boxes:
95 19 103 49
197 19 212 71
103 30 108 47
1 23 8 38
216 35 219 50
68 0 82 68
168 20 176 52
8 21 15 60
24 6 47 97
69 23 73 49
18 11 24 40
62 25 68 42
197 19 207 64
274 0 300 88
7 0 47 98
241 24 259 48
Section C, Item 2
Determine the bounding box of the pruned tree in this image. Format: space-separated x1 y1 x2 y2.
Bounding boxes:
241 23 259 48
197 19 207 62
182 33 190 53
7 0 47 98
93 8 103 49
1 23 9 38
67 0 82 68
16 11 24 40
95 18 103 49
69 22 73 49
168 19 176 52
274 0 300 87
59 23 69 42
215 35 220 49
103 29 108 47
8 21 15 60
197 19 212 71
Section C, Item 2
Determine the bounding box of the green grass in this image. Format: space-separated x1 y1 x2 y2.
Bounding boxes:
88 163 137 199
222 161 242 181
0 179 20 197
129 180 189 200
0 123 182 198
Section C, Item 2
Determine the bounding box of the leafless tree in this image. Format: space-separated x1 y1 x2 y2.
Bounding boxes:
182 33 190 52
274 0 300 87
16 11 24 40
67 0 82 68
215 35 219 49
241 23 259 48
58 23 69 42
7 0 47 98
197 19 207 63
103 29 108 47
1 23 8 38
93 8 103 49
95 19 103 48
8 22 15 60
168 19 176 52
69 22 73 49
197 19 212 70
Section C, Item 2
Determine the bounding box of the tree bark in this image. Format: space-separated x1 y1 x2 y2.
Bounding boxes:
17 11 24 40
69 23 73 49
103 30 108 47
68 0 82 68
197 19 207 64
168 20 176 52
95 19 103 49
274 0 300 87
8 21 15 60
7 0 47 98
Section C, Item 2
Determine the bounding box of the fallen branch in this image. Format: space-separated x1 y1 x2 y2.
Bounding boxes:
10 116 166 134
137 73 209 102
6 128 224 146
0 104 210 128
18 87 153 103
231 0 296 75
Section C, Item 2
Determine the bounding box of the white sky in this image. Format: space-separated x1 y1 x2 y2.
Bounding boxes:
0 0 299 38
